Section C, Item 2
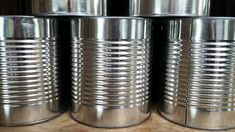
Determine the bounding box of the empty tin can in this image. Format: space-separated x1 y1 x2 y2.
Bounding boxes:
0 16 62 126
159 17 235 130
130 0 211 16
31 0 107 16
70 17 151 128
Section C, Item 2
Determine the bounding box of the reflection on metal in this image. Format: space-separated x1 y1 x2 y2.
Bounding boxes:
130 0 210 16
31 0 107 16
70 17 151 128
0 16 63 126
159 17 235 130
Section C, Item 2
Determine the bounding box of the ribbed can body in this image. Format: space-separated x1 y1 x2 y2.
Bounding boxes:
71 17 151 128
159 18 235 130
130 0 210 16
0 17 62 126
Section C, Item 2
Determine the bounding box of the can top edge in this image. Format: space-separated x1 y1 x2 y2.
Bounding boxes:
0 15 58 21
150 16 235 20
70 16 148 20
0 15 34 18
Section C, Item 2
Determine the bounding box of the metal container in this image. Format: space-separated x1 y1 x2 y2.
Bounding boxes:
0 16 62 126
130 0 211 16
159 17 235 130
70 17 151 128
31 0 106 16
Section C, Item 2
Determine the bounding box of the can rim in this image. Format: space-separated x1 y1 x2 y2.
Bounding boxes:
150 16 235 20
194 16 235 20
70 16 149 20
0 15 34 18
0 15 58 21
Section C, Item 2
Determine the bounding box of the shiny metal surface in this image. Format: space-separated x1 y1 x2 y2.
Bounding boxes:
31 0 106 16
0 16 62 126
70 17 151 128
130 0 210 16
159 17 235 130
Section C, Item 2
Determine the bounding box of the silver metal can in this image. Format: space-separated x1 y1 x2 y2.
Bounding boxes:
130 0 210 16
31 0 107 16
70 17 151 128
0 16 62 126
159 17 235 130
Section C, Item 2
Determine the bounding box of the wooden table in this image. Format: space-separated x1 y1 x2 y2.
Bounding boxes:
0 106 234 132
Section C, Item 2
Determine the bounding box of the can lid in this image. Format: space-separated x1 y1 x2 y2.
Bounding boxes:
0 16 57 39
31 0 107 16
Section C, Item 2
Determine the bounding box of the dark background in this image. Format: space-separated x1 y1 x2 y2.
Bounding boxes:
210 0 235 16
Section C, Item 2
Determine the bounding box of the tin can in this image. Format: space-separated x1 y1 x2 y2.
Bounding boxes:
159 17 235 130
31 0 107 16
130 0 210 16
70 17 151 128
0 16 63 126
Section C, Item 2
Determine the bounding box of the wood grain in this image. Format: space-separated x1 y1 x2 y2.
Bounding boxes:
0 106 235 132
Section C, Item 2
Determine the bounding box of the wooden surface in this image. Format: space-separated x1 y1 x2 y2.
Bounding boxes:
1 106 235 132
